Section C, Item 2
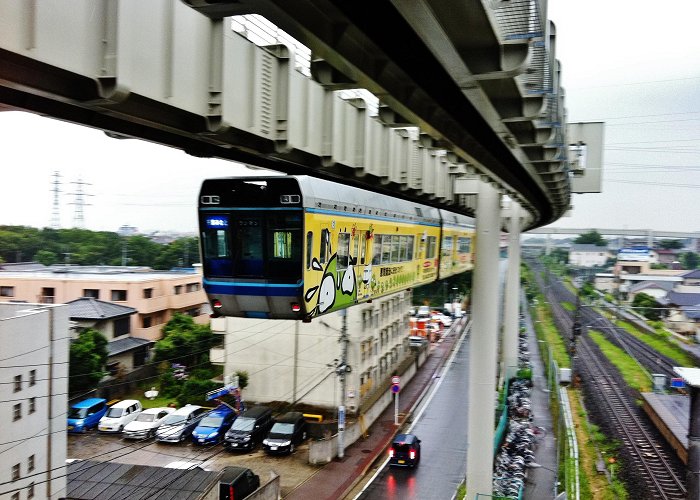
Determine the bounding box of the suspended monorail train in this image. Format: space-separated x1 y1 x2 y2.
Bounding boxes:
198 175 475 321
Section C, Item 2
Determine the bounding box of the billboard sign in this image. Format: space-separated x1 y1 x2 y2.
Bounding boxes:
617 247 650 262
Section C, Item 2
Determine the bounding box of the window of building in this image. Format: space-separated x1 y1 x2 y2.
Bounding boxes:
185 307 200 317
174 285 183 295
11 493 19 500
29 398 36 414
12 464 20 481
28 483 34 499
143 288 153 299
142 316 152 328
13 375 21 392
186 283 200 292
1 286 15 297
133 348 148 367
111 289 127 301
107 362 120 376
114 317 130 337
40 287 55 304
11 463 20 481
28 455 34 473
29 370 36 386
13 403 21 421
83 289 99 299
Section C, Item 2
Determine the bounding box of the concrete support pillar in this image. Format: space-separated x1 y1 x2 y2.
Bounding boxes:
466 181 501 500
647 230 654 249
502 203 522 381
545 233 552 255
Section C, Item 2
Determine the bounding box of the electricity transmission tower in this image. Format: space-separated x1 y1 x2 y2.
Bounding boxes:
68 178 93 228
50 171 62 229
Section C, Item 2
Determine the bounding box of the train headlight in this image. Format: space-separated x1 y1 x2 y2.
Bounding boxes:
291 303 301 312
212 299 222 310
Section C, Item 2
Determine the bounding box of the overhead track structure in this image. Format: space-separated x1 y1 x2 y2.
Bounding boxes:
0 0 571 229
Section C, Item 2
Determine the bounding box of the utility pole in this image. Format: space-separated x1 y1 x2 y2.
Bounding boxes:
337 309 349 459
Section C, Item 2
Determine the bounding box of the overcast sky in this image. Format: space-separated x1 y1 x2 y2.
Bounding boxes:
1 0 699 234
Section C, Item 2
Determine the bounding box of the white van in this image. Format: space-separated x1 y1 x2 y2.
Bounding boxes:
98 399 143 433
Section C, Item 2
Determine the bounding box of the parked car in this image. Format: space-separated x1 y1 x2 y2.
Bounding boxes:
192 405 237 445
218 466 261 500
416 305 430 318
408 335 428 348
98 399 143 433
262 411 307 454
224 405 274 451
67 398 108 433
155 404 207 443
389 433 421 467
122 407 175 440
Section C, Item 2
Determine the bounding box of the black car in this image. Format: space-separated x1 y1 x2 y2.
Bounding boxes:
388 433 421 467
224 405 274 451
218 466 260 500
262 411 307 454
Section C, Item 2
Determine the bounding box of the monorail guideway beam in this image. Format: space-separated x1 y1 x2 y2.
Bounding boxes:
0 0 574 230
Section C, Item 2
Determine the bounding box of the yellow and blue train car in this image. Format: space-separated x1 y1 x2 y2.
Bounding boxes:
198 175 474 321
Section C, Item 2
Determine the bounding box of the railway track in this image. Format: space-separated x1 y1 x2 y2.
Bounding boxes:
528 261 688 498
576 334 687 499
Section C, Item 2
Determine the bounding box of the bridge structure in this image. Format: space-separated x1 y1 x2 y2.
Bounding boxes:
0 1 604 498
525 227 700 252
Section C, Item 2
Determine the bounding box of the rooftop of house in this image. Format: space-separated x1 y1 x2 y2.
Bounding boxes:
66 459 222 499
68 297 136 319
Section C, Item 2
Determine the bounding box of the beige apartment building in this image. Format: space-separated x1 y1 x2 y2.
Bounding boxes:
0 265 209 341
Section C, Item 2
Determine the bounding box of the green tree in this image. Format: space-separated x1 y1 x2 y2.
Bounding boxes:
153 313 217 368
631 292 664 321
574 230 606 246
154 237 199 270
658 239 684 250
69 329 108 395
34 249 58 266
681 252 699 270
176 378 219 407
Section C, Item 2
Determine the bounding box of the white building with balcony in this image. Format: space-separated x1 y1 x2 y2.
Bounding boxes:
0 303 69 500
211 291 414 414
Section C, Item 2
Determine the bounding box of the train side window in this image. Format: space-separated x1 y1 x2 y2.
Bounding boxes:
458 236 471 254
381 235 392 264
272 231 293 258
306 232 313 269
406 235 414 261
372 235 382 265
442 236 453 257
353 235 359 264
338 233 350 270
426 236 437 259
320 228 330 264
390 235 400 263
360 233 366 265
398 235 407 262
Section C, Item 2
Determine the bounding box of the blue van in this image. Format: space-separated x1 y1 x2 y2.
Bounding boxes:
67 398 108 433
191 406 236 445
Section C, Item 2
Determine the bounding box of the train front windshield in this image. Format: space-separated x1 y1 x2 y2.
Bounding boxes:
201 211 302 281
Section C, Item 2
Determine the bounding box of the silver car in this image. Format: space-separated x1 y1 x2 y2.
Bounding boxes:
122 407 175 440
154 405 207 443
